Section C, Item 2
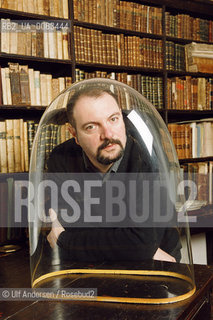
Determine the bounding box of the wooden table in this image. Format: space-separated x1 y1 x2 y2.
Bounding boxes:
0 247 213 320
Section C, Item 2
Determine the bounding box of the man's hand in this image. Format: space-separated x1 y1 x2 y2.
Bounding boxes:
153 248 176 263
47 208 65 248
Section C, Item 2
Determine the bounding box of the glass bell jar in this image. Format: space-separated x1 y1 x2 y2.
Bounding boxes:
28 78 195 304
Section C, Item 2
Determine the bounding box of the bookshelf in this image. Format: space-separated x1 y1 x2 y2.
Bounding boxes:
0 0 213 248
1 0 212 125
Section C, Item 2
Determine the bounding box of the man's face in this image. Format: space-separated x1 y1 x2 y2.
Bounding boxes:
70 93 127 172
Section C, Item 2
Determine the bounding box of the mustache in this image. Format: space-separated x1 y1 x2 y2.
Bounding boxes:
98 139 123 152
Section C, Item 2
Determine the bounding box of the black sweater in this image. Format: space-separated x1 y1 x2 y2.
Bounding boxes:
47 130 180 262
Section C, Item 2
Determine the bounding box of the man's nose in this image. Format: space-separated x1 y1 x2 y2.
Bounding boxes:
100 124 113 140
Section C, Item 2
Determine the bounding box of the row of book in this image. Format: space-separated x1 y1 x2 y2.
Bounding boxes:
168 120 213 159
1 19 70 60
0 0 68 18
0 118 72 173
167 76 213 110
0 63 72 106
165 12 213 42
74 26 163 68
0 119 35 173
73 0 162 35
181 161 213 204
1 64 212 110
75 68 163 109
166 41 185 72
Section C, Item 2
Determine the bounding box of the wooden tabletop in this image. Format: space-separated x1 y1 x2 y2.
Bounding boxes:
0 247 213 320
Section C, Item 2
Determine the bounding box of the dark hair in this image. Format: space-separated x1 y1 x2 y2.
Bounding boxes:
66 85 119 128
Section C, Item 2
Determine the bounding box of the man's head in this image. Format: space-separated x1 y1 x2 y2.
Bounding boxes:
67 86 127 172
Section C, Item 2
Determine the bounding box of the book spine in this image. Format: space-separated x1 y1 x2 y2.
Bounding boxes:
8 63 21 105
34 70 41 106
27 120 35 160
1 68 8 105
19 119 25 172
62 30 69 60
13 119 21 172
0 121 8 173
5 119 15 173
40 74 48 106
19 65 31 105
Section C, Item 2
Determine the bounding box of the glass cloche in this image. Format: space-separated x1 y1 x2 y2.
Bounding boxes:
28 78 195 304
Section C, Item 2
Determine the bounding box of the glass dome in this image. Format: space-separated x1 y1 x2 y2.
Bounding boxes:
28 78 195 304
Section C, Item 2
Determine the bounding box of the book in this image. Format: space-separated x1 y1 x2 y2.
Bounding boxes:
62 0 69 18
197 162 208 202
62 30 69 59
46 74 53 105
184 124 192 159
40 0 48 15
17 32 26 56
19 65 31 105
19 119 25 172
1 68 8 105
8 63 21 105
28 0 34 13
22 0 28 12
48 29 57 59
56 31 63 60
202 121 213 157
13 119 21 172
0 19 10 53
26 32 32 56
49 0 55 16
4 68 12 105
37 0 44 15
27 120 35 159
52 78 60 100
23 121 29 171
54 0 59 17
58 77 65 93
5 120 15 173
0 121 7 173
28 68 35 106
9 21 18 54
40 74 48 106
34 70 41 106
43 31 49 58
185 42 213 73
36 31 44 58
31 25 37 57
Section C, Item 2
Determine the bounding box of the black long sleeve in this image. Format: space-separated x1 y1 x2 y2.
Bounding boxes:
47 136 181 262
57 227 159 262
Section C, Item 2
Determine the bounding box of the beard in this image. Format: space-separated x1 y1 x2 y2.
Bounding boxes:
96 138 124 165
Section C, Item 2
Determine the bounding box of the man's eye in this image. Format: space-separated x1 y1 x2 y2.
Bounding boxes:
111 116 118 122
85 124 95 131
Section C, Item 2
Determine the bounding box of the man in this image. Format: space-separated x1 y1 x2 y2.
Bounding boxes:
47 85 180 263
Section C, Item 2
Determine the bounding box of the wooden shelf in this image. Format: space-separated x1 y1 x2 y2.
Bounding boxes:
75 62 164 74
166 36 213 45
0 8 69 20
167 70 213 77
0 105 45 119
179 157 213 164
74 20 163 39
167 110 213 122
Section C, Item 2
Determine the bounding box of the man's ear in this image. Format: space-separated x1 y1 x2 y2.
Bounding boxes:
68 124 79 145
